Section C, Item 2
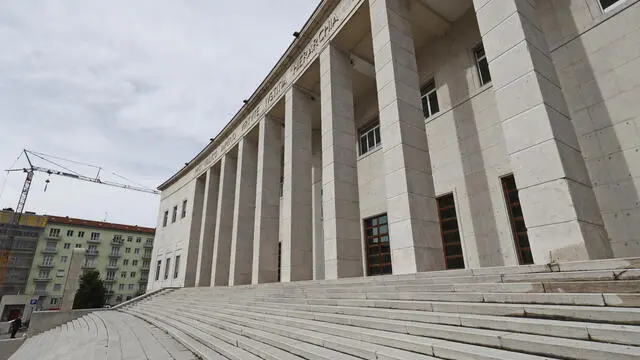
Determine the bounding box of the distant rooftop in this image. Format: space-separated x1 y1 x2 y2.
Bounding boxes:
47 215 155 234
0 209 155 234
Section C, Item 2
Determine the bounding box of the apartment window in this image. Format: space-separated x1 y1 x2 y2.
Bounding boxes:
66 230 73 237
174 255 180 279
359 120 381 156
163 211 168 227
110 246 120 255
75 243 82 248
181 200 187 219
121 271 127 278
49 228 60 237
109 259 118 267
128 284 135 290
143 260 150 268
437 194 465 269
119 284 125 290
50 297 59 305
474 43 491 86
106 271 115 279
136 237 141 243
90 232 100 241
35 283 47 291
364 214 392 276
125 247 131 253
501 175 533 265
155 260 162 281
78 231 84 238
105 284 113 291
85 259 96 268
127 236 132 242
164 258 171 280
53 283 62 291
56 269 65 277
420 79 440 119
87 245 97 255
134 248 140 254
60 256 68 264
172 206 178 223
43 256 54 266
63 243 71 249
123 259 129 266
130 271 136 278
599 0 626 11
132 260 138 266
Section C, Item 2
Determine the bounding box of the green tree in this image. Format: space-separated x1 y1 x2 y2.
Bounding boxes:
72 270 106 309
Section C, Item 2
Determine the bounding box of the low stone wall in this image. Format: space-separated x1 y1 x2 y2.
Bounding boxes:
27 308 105 336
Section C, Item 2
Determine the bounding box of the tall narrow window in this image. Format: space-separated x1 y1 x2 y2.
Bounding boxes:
172 206 177 223
164 258 171 280
174 255 180 279
163 211 168 227
437 194 465 269
181 200 187 219
364 214 392 276
474 43 491 86
359 120 381 155
501 175 533 264
155 260 161 281
277 242 282 282
420 79 440 119
599 0 625 11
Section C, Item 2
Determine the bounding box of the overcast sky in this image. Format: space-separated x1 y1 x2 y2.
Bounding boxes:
0 1 319 228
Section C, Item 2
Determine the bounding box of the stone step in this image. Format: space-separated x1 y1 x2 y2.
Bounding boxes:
179 289 636 307
130 306 360 360
164 297 640 347
139 302 559 360
126 308 258 360
147 300 640 360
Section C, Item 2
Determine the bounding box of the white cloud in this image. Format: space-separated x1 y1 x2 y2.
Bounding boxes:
0 0 319 227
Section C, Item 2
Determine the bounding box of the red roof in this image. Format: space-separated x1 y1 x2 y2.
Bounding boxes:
46 215 155 234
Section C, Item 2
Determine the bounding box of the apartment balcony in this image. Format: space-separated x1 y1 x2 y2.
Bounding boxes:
82 264 96 269
103 277 116 283
142 253 152 259
34 289 48 296
85 250 99 256
106 264 119 270
143 242 153 248
108 253 122 258
111 238 124 246
41 248 58 254
33 276 53 282
38 262 55 268
45 234 62 241
141 266 150 272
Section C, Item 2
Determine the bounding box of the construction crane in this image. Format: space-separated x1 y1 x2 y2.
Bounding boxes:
0 149 159 285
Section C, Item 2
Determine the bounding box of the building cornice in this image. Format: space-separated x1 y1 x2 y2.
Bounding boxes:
157 0 340 191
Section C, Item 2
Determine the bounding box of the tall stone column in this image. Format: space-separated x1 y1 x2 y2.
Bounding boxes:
311 129 325 280
194 166 219 287
210 152 237 286
368 0 443 273
319 44 363 279
252 116 282 284
281 86 313 282
229 137 258 285
473 0 612 262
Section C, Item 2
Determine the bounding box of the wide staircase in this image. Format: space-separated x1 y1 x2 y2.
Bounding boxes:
120 257 640 360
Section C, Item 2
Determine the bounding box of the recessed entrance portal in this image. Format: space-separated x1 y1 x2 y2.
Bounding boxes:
364 214 392 276
436 194 465 269
501 175 533 265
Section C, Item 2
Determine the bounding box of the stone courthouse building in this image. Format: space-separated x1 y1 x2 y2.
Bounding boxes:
148 0 640 290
